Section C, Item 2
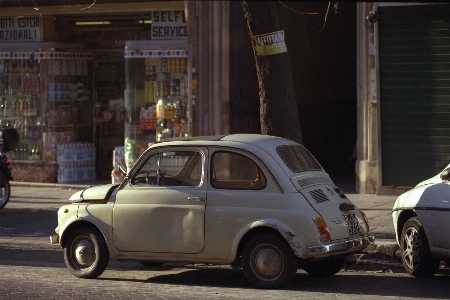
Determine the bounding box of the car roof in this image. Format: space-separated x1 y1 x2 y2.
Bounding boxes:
148 134 316 193
153 134 300 148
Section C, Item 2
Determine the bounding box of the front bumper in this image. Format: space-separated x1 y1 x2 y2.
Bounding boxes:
50 226 60 244
308 235 374 256
50 234 59 244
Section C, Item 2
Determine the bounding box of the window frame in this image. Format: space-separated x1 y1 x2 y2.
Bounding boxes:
210 150 267 190
130 149 205 187
277 145 322 173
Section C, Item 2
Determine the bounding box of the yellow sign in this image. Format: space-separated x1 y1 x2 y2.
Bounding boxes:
254 30 287 56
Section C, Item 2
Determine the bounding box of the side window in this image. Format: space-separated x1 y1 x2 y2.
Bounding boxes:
131 151 203 187
211 151 266 189
131 154 158 185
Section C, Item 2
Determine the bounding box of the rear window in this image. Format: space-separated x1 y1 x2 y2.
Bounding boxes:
277 145 322 172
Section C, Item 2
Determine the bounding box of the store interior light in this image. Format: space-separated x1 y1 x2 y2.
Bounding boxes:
138 20 152 24
75 21 111 26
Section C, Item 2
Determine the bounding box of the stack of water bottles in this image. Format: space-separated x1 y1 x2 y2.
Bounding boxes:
57 143 96 183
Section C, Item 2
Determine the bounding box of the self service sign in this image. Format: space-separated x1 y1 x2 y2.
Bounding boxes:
0 17 43 42
150 11 187 40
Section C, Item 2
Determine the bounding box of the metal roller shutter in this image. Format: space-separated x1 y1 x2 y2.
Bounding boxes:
379 4 450 186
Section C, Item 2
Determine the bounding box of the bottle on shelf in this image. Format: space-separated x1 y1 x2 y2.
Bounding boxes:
34 143 41 160
180 77 185 97
28 143 33 160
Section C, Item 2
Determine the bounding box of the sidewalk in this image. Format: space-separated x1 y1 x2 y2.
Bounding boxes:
11 179 110 190
346 193 400 260
332 174 401 260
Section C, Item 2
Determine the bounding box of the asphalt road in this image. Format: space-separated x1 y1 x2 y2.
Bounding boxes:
0 184 448 299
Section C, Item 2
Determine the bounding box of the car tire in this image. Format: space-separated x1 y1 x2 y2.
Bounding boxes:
64 227 110 279
301 256 346 277
242 233 298 289
400 217 440 278
140 262 164 267
0 175 10 210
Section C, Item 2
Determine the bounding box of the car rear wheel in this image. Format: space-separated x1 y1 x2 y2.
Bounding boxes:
64 227 110 279
242 233 298 289
400 217 439 278
301 256 346 277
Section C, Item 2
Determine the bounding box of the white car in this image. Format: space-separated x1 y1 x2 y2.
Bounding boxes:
393 165 450 277
51 134 373 288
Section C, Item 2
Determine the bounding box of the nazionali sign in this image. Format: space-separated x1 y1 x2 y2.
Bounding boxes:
0 17 43 42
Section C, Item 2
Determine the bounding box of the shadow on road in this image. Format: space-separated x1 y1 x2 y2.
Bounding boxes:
95 265 450 297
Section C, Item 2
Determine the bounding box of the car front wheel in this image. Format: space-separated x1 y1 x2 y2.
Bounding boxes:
400 217 439 278
301 256 346 277
242 233 298 289
64 227 110 279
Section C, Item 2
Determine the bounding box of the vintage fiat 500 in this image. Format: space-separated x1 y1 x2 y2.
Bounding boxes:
51 134 373 288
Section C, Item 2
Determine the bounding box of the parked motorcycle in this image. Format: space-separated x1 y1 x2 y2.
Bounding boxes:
0 128 20 210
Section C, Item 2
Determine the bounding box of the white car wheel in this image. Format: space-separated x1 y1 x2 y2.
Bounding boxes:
64 227 110 279
400 217 439 278
242 233 298 288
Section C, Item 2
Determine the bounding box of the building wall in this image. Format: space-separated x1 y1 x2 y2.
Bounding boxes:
186 1 231 136
356 2 379 194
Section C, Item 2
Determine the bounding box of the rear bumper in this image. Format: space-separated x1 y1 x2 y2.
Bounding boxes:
308 235 374 256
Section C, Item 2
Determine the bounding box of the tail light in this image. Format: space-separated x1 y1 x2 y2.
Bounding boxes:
314 217 331 242
360 211 370 232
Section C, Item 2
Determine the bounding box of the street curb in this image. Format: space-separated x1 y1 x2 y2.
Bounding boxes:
375 243 401 260
365 240 401 261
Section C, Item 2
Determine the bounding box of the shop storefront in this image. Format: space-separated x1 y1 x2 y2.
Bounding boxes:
0 1 191 183
123 40 191 168
0 47 95 183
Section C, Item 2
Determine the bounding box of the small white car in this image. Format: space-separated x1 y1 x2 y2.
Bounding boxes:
393 165 450 278
51 134 373 288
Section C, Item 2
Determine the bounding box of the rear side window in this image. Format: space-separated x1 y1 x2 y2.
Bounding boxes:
277 145 322 172
211 151 266 190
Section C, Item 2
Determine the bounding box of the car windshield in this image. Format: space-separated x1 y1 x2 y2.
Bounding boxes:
277 145 322 172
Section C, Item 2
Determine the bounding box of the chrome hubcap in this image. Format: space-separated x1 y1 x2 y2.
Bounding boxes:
253 246 283 279
403 227 421 269
74 239 95 267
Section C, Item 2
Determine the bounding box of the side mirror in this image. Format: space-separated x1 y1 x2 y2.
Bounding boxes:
119 163 127 176
440 168 450 181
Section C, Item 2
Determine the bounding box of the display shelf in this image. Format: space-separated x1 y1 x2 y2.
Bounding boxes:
0 52 43 162
123 45 191 167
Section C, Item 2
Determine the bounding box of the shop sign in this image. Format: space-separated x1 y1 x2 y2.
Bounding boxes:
254 30 287 56
150 11 188 40
0 17 43 42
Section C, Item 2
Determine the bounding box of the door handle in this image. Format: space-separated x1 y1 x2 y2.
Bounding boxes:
188 196 206 202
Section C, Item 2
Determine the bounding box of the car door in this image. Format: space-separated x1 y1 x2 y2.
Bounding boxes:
112 148 207 254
